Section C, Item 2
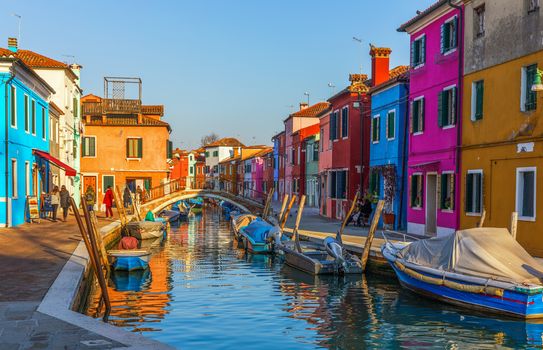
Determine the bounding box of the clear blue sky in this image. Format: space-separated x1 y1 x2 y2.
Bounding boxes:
1 0 436 150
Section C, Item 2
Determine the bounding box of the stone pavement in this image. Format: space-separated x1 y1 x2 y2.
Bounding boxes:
0 211 125 349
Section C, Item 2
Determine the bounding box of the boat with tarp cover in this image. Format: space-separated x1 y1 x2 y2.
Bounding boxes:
382 227 543 319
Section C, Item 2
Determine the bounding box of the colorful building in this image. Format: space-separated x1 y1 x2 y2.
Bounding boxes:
318 110 332 217
292 124 319 203
368 64 410 230
219 152 240 195
170 148 189 188
460 0 543 255
80 78 172 204
193 150 206 189
0 51 55 226
398 0 463 236
284 102 329 199
271 131 285 201
304 133 320 208
262 149 275 199
204 137 244 189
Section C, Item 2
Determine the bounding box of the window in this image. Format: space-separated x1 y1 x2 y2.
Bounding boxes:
330 111 338 140
190 166 194 175
341 107 348 138
213 165 218 173
11 159 17 199
369 170 380 196
313 142 319 161
387 110 395 140
213 150 218 157
82 136 96 157
245 164 251 173
516 167 536 221
439 173 455 210
410 174 423 208
441 16 458 54
103 175 114 193
24 95 29 132
438 87 457 127
10 85 16 128
522 64 538 111
166 140 173 159
320 128 324 151
529 0 540 12
31 100 36 135
41 107 46 139
126 138 143 158
471 80 484 121
291 148 295 165
372 115 380 143
465 170 483 214
25 161 30 196
330 170 347 199
411 98 425 134
474 5 485 37
411 35 426 68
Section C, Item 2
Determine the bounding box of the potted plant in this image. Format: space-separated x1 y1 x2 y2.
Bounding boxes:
382 165 396 227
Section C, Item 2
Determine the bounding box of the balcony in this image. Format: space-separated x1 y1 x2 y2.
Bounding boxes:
82 99 142 115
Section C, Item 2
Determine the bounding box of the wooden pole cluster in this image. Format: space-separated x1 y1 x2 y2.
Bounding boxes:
262 188 275 219
294 195 306 253
278 195 289 223
70 197 111 320
131 191 142 221
280 195 297 231
510 212 518 239
114 185 128 225
339 191 360 241
361 199 385 273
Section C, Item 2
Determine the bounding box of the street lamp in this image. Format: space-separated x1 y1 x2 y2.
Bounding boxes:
303 92 310 105
532 69 543 92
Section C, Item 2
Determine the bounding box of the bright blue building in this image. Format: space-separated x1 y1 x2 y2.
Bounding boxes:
368 69 409 230
271 131 284 201
0 53 54 227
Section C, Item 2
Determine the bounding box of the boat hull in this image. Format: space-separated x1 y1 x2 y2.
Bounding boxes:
108 250 151 271
388 258 543 319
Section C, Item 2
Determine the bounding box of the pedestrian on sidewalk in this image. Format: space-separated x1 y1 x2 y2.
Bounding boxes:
50 186 60 222
59 185 71 222
85 186 96 213
123 186 132 208
103 186 114 219
136 185 143 204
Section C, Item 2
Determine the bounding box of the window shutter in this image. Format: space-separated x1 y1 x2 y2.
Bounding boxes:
417 175 423 207
438 91 444 127
126 139 130 158
451 87 457 125
409 175 414 207
450 173 455 210
388 112 394 139
377 116 380 142
411 40 416 67
475 82 483 120
138 139 143 158
437 174 442 209
420 99 425 132
465 173 473 212
421 36 426 63
440 23 445 53
82 138 86 156
452 17 458 48
91 137 96 156
409 102 414 133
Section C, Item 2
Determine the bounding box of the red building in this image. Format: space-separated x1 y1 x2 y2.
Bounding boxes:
170 148 189 186
291 124 320 199
193 148 206 189
262 149 274 198
320 45 391 219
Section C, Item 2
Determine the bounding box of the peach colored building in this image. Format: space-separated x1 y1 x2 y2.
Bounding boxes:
80 93 172 205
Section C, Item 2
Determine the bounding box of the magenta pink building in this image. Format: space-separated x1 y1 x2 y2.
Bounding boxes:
398 0 463 237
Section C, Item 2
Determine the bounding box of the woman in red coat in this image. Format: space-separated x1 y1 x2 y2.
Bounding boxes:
103 186 114 219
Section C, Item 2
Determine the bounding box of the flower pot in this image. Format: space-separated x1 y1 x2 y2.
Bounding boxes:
383 213 395 225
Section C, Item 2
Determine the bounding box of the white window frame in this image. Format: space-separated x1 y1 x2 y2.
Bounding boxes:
10 85 17 129
372 114 380 144
411 172 423 210
82 135 97 158
11 158 17 199
413 96 425 135
440 170 455 213
470 80 482 121
412 33 426 69
442 84 457 129
442 15 458 56
24 94 29 133
102 174 116 194
25 161 30 197
466 169 483 216
516 166 537 221
386 109 396 141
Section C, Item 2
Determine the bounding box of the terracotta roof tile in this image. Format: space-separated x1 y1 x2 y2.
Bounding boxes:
205 137 245 148
84 115 171 130
0 48 69 69
288 102 330 119
397 0 449 32
369 66 410 93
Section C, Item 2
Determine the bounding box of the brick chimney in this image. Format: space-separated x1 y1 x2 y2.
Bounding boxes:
299 102 309 111
8 37 18 52
369 45 392 86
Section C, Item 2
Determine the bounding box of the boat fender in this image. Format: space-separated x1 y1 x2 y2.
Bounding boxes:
324 237 345 266
266 226 282 249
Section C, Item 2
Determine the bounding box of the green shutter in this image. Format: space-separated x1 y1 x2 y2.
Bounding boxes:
438 91 444 127
103 175 114 193
90 137 96 156
73 97 78 120
412 101 419 132
452 17 458 48
475 81 484 120
440 174 447 209
137 139 143 158
421 36 426 64
387 111 395 139
526 65 538 111
126 139 130 158
451 87 457 125
24 95 29 131
444 22 451 52
82 137 87 156
465 173 473 212
144 178 150 191
420 98 425 132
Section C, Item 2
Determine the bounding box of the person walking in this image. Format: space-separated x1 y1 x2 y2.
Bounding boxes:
103 185 114 219
136 186 143 204
59 185 71 222
85 186 96 213
123 186 132 209
50 186 60 222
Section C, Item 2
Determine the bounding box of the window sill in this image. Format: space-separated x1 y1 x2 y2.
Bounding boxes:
126 158 142 161
411 206 422 210
342 136 348 140
413 63 425 70
470 116 483 122
441 209 454 213
387 137 396 141
443 48 457 56
372 141 380 144
518 216 536 222
466 212 481 217
442 125 456 130
412 132 424 136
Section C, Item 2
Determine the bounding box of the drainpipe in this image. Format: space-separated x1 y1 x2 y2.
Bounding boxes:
448 0 463 230
399 83 410 230
4 70 16 226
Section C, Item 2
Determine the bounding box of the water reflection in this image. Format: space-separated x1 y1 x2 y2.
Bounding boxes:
85 208 543 349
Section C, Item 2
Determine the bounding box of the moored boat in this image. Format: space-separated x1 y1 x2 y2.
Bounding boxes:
382 227 543 319
108 249 151 271
159 209 181 225
231 213 257 243
126 221 165 240
238 218 284 254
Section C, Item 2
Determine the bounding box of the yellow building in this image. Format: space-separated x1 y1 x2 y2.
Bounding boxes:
461 0 543 256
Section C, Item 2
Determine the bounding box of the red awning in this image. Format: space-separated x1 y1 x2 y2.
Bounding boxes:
33 150 77 176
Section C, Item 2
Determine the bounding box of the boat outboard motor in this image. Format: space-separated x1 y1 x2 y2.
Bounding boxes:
266 226 282 251
324 236 346 269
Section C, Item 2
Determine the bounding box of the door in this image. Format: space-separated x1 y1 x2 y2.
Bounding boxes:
426 174 437 236
322 175 327 215
83 176 97 193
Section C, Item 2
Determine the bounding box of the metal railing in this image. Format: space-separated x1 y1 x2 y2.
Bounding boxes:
81 99 143 115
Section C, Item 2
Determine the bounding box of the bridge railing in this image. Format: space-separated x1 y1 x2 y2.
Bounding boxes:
145 178 185 202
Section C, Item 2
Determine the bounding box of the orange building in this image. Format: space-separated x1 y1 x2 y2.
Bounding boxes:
193 148 206 189
170 148 190 187
80 82 172 204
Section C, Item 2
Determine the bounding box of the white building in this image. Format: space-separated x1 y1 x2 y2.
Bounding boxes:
204 138 244 189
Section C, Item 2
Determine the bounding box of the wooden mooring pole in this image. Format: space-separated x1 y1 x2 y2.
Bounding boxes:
477 208 486 228
280 195 297 231
361 200 385 273
510 212 518 239
263 188 275 219
294 195 306 253
278 195 289 223
339 191 360 241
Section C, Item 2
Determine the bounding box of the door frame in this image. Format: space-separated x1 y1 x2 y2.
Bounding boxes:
425 172 438 236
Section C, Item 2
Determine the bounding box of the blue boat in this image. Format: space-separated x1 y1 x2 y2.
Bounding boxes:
238 218 286 254
382 227 543 319
159 209 181 225
108 250 151 271
110 269 151 291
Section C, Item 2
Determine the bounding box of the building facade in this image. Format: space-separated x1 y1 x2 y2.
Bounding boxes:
304 133 320 207
460 0 543 255
204 137 244 189
272 131 285 201
369 65 410 230
399 0 463 236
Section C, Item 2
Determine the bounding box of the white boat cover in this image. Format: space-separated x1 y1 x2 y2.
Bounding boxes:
397 228 543 284
126 221 163 235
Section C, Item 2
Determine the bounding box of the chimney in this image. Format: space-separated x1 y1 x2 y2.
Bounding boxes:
299 102 309 111
7 37 18 52
369 45 392 86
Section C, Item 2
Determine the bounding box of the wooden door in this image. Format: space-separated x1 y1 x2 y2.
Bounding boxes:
83 176 97 193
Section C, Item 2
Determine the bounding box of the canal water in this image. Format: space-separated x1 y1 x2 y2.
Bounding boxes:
85 208 543 349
